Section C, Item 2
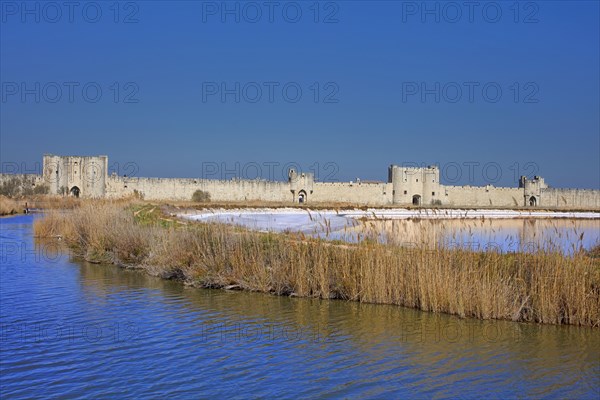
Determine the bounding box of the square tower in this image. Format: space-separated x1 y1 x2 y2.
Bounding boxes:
42 154 108 197
389 164 441 205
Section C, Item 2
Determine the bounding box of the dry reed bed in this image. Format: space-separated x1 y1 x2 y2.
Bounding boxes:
0 196 22 215
0 195 82 215
0 194 145 216
33 202 600 327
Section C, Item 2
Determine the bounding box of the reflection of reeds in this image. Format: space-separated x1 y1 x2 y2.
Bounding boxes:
34 202 600 327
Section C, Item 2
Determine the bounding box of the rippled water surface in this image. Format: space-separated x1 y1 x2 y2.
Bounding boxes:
1 215 599 398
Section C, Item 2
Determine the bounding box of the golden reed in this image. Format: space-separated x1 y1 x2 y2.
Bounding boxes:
34 202 600 327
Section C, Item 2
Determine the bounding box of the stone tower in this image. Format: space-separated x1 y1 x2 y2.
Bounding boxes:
389 164 441 205
519 175 546 206
288 168 314 203
43 154 108 198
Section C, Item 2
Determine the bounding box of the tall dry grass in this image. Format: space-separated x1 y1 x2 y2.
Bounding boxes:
1 193 142 215
1 194 92 216
34 202 600 327
0 196 22 215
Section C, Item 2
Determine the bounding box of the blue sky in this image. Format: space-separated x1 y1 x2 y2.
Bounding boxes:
1 1 598 188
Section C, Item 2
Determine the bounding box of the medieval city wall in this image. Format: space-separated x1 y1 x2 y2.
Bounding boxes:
105 176 293 202
0 173 46 191
540 188 600 209
106 176 394 205
105 175 395 205
442 185 523 207
2 154 599 210
311 182 393 205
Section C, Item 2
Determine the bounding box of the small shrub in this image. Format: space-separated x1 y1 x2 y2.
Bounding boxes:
133 189 145 200
0 177 47 197
0 177 22 197
33 185 50 195
192 190 211 202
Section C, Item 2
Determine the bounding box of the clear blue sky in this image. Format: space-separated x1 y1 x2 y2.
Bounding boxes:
1 1 598 188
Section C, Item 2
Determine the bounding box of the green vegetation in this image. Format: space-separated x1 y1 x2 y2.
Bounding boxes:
130 204 181 228
0 176 49 197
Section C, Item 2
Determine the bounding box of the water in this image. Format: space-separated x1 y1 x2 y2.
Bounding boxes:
1 215 599 398
187 209 599 254
346 218 600 254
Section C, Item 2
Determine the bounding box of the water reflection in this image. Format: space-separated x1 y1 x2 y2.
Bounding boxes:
74 256 600 398
334 218 600 254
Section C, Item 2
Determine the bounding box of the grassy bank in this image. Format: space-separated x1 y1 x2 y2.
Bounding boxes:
34 201 600 327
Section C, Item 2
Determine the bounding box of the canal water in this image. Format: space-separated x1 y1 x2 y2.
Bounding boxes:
1 215 599 398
